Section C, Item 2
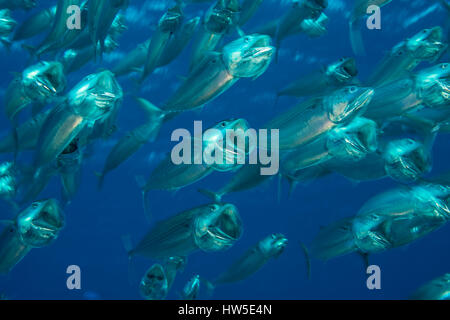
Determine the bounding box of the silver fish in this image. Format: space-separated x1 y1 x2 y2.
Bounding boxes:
212 233 288 285
409 273 450 300
128 203 242 259
0 199 64 274
13 6 56 41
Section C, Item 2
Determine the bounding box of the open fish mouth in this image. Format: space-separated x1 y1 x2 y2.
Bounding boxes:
408 27 447 60
23 63 65 99
207 9 233 33
385 142 430 182
328 87 374 124
329 58 358 82
194 204 243 252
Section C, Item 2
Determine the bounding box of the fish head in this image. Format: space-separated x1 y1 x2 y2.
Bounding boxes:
406 27 447 61
416 63 450 107
104 35 119 53
205 1 236 34
0 9 17 34
139 264 168 300
159 3 184 33
16 199 64 248
22 61 66 101
183 275 201 299
327 117 378 161
165 256 187 272
194 203 243 252
203 118 252 171
258 233 288 258
325 86 374 124
326 57 358 83
300 12 329 38
384 138 431 183
67 70 123 122
223 34 275 79
110 14 128 35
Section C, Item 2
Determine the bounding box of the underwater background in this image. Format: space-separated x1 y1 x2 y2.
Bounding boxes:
0 0 449 300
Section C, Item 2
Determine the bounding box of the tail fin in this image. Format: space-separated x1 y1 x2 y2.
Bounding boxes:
299 242 311 279
134 97 166 142
198 188 222 203
311 217 357 261
349 20 366 56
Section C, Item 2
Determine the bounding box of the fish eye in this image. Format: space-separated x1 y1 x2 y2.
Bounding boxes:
442 64 448 69
221 122 227 127
348 86 357 93
31 202 39 209
244 37 250 43
209 204 218 212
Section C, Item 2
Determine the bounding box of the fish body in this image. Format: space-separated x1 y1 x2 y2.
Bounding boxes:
33 71 122 171
214 234 287 284
140 2 184 82
130 203 242 259
181 275 201 300
13 6 56 41
368 27 447 86
268 86 374 150
277 57 358 98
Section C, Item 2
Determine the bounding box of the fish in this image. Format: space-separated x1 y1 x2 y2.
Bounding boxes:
137 119 248 216
0 199 64 274
57 139 82 206
327 137 432 183
409 273 450 300
33 70 122 172
311 183 450 261
281 117 378 175
189 0 240 69
181 275 201 300
276 57 358 99
0 0 36 11
96 98 164 189
0 162 16 204
88 0 128 60
4 61 66 122
161 34 274 112
349 0 392 56
140 2 184 83
267 86 374 151
61 35 120 74
211 233 288 286
367 27 448 87
0 9 16 48
139 264 169 300
0 111 50 154
13 6 56 41
26 0 83 58
128 203 242 260
275 0 328 61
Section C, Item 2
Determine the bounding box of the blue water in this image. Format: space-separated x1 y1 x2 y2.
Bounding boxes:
0 0 449 300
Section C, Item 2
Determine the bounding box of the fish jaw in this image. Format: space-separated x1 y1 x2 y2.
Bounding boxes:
22 61 66 102
326 86 374 124
194 203 243 252
16 199 64 248
223 34 275 78
327 117 378 161
67 70 123 122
